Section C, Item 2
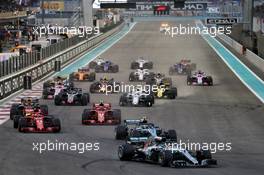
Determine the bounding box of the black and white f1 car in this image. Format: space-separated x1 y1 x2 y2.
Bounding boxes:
115 118 177 142
118 137 217 168
145 73 172 87
42 76 73 99
89 58 119 73
90 77 120 94
129 69 154 82
131 57 153 69
187 70 213 86
169 59 196 75
54 87 90 106
119 89 154 107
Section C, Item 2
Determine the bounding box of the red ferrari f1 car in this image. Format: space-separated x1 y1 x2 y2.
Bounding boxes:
13 109 61 133
82 102 121 125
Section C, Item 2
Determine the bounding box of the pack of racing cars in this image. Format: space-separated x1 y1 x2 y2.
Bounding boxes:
8 55 217 168
10 97 61 133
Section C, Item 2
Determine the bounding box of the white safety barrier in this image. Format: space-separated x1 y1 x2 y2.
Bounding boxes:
217 33 264 73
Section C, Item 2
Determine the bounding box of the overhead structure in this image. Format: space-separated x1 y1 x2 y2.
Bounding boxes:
82 0 94 27
242 0 254 33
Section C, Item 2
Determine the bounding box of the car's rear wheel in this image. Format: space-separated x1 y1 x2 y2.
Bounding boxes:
18 117 27 132
159 151 173 167
13 115 22 128
115 125 127 140
52 118 61 133
118 144 135 161
54 95 62 106
40 105 48 115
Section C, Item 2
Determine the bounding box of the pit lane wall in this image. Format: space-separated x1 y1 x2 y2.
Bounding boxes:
0 22 125 100
217 33 264 73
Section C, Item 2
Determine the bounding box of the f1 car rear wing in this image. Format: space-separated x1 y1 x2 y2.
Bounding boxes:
128 137 149 144
124 119 142 124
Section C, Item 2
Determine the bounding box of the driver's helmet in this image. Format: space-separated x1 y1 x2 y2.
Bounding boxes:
99 100 104 106
25 98 32 106
141 117 148 123
197 70 203 74
156 72 162 78
102 76 108 81
25 113 31 118
105 60 111 64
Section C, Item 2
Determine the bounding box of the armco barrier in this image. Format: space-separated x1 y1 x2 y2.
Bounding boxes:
0 23 125 100
217 33 264 73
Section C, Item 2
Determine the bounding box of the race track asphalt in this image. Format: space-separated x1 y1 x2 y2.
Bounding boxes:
0 21 263 175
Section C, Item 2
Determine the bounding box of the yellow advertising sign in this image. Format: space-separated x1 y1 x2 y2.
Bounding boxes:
42 1 64 11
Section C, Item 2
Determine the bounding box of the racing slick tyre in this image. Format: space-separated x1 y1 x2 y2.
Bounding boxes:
43 82 51 89
82 109 91 124
130 62 139 69
81 93 89 106
196 150 212 164
129 73 135 81
10 104 20 120
187 75 192 86
167 130 177 142
89 83 98 93
40 105 48 115
159 150 173 167
54 95 62 106
42 89 49 99
119 94 127 106
112 65 119 73
18 117 27 132
13 115 22 128
118 144 135 161
207 76 213 86
144 62 153 69
145 100 153 107
115 125 127 140
168 87 177 99
69 73 75 81
145 95 154 107
89 72 96 81
113 109 121 124
52 118 61 133
89 61 97 69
